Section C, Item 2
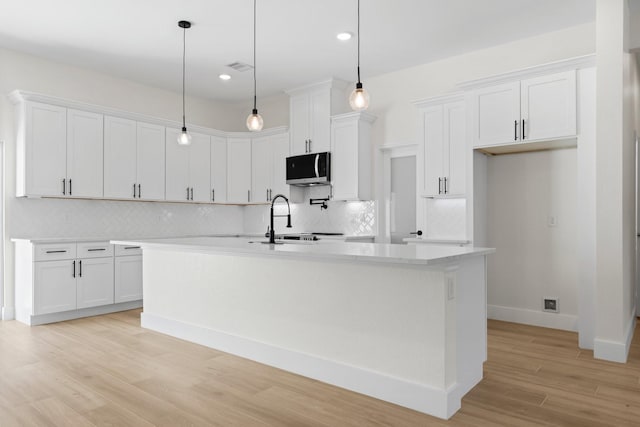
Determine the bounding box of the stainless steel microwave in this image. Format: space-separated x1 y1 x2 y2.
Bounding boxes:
286 152 331 186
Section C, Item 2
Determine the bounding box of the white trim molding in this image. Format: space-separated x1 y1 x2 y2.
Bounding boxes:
488 304 578 332
593 313 636 363
2 306 15 321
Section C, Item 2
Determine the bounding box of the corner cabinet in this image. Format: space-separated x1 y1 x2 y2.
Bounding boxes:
468 70 577 148
287 80 348 155
330 112 376 201
165 129 211 203
414 94 466 197
251 132 289 203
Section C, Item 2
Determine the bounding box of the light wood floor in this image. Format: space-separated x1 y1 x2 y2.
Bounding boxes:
1 312 640 426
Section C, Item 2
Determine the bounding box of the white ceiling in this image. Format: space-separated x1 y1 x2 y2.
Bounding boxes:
0 0 595 103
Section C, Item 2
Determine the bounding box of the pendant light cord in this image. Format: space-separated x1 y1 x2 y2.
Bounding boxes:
182 24 187 128
253 0 257 111
357 0 361 84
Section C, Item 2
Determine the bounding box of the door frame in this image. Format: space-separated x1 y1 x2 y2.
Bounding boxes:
379 143 417 243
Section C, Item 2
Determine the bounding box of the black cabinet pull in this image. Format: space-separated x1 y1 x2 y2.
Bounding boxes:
124 246 141 250
444 177 448 194
190 188 193 201
410 230 423 236
212 189 215 202
87 248 106 252
72 260 76 278
62 179 66 195
309 139 312 152
133 183 136 198
514 120 518 141
186 187 190 200
79 260 82 278
438 177 442 194
138 184 141 198
522 119 526 140
69 179 72 195
46 250 67 254
248 190 250 203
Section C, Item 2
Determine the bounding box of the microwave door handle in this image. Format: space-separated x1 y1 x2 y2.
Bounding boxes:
314 154 320 178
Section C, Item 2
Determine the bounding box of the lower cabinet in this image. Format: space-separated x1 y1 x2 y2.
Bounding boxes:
14 239 143 325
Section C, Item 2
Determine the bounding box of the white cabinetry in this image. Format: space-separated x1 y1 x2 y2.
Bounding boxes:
14 101 104 198
104 117 165 200
415 95 466 197
330 112 376 201
66 109 104 198
165 129 211 202
114 245 143 303
211 136 227 203
227 137 252 203
14 239 141 326
287 80 347 155
469 70 576 148
251 132 289 202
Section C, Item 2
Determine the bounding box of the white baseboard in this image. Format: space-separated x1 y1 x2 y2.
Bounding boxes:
22 300 143 326
142 312 472 420
2 305 15 321
594 312 636 363
488 304 578 331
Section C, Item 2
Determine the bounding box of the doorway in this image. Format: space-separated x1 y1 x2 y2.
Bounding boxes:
380 144 417 244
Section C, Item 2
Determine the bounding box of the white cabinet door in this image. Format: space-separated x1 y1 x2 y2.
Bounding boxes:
66 109 104 198
444 101 466 196
189 133 211 202
211 136 227 203
290 94 310 155
34 260 76 315
76 257 114 309
421 106 444 197
309 89 331 153
251 136 272 203
471 81 520 148
136 122 165 200
270 132 290 199
104 116 137 199
521 70 576 142
115 255 142 303
165 128 190 202
227 138 252 203
24 102 67 196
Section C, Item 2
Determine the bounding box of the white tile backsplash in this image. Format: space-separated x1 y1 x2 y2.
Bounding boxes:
424 198 466 240
9 197 244 239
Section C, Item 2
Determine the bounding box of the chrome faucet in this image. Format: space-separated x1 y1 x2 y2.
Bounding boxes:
269 194 292 244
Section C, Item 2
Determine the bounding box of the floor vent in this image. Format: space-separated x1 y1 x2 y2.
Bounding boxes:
543 297 559 313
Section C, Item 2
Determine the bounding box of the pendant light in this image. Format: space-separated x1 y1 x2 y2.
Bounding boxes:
177 20 192 146
349 0 370 111
246 0 264 131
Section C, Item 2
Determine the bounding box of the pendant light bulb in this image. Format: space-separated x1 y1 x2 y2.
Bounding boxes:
177 20 192 146
247 0 264 131
178 126 192 145
246 109 264 131
349 82 370 111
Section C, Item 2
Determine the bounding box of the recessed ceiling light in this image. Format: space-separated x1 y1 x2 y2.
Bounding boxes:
336 32 353 41
219 74 231 81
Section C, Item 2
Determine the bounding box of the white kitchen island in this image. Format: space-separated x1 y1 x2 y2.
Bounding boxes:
111 236 494 419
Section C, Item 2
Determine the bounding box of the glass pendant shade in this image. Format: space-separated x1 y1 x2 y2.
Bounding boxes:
246 109 264 132
349 83 370 111
177 127 192 146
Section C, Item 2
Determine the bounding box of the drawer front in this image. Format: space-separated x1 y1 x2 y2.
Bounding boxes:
34 243 77 261
114 244 142 256
77 241 114 258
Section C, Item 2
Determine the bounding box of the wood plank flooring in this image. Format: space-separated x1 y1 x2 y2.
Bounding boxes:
1 310 640 426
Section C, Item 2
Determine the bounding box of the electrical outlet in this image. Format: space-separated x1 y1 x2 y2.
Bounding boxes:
543 297 559 313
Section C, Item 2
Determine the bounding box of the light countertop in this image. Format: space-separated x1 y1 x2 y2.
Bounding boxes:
110 236 494 266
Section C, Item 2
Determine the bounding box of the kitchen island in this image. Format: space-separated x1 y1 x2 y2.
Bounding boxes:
111 236 494 419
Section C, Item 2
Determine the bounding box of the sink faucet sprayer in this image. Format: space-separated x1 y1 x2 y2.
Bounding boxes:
269 194 292 244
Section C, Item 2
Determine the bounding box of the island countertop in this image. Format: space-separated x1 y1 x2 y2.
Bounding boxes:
111 236 494 266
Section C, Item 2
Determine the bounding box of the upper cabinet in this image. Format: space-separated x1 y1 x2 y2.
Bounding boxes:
165 129 211 203
330 112 376 201
14 101 104 198
104 117 165 201
251 132 289 203
227 137 252 204
287 80 348 155
414 94 466 198
468 70 577 149
210 136 227 203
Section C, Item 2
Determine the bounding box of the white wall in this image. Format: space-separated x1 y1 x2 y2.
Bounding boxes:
0 46 247 318
485 149 578 331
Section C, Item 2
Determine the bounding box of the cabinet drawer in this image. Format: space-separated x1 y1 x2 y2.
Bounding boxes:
77 241 114 258
115 244 142 256
34 243 76 261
